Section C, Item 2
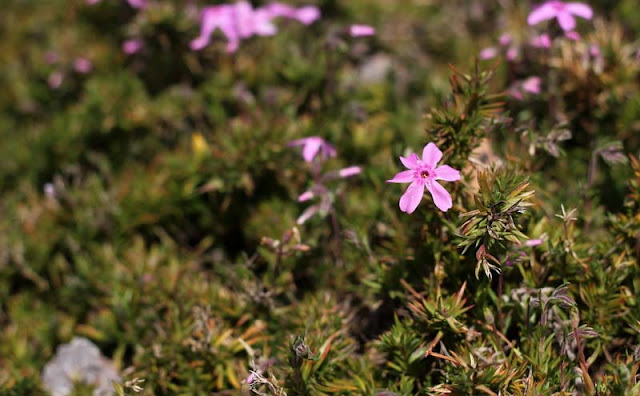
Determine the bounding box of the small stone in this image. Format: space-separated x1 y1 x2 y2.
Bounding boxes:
42 337 120 396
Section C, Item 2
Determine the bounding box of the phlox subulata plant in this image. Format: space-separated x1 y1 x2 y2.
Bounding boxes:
4 0 640 395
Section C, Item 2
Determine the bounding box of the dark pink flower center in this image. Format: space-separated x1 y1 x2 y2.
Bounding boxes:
420 170 432 178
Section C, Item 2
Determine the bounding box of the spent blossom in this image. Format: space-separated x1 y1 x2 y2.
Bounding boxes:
387 142 460 213
527 1 593 31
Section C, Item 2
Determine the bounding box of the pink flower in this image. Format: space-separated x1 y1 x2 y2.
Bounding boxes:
338 166 362 178
122 38 143 54
479 47 498 60
525 239 543 247
348 24 376 37
298 191 314 202
73 57 92 74
288 136 336 163
127 0 146 8
265 3 320 25
292 6 321 24
564 31 580 40
499 33 512 47
527 1 593 31
387 143 460 213
479 34 517 61
530 33 552 48
522 76 542 94
190 2 320 52
48 71 64 89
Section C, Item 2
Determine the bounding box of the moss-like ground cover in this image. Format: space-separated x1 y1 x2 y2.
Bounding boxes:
2 0 640 395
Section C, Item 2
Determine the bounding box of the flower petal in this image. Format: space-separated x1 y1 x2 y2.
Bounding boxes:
349 24 376 37
321 142 337 159
566 3 593 19
399 153 419 169
422 143 443 167
557 12 576 31
434 165 461 181
527 3 556 26
387 170 415 183
294 6 321 25
298 191 314 202
297 204 320 224
302 139 322 162
479 47 498 60
522 76 542 94
427 181 453 212
338 166 361 178
399 182 424 214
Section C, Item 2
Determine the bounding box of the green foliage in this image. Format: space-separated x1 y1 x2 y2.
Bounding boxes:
459 167 535 278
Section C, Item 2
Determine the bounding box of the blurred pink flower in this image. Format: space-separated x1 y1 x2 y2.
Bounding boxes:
527 1 593 31
191 2 320 52
127 0 146 8
480 33 517 60
387 142 460 213
522 76 542 94
525 239 543 247
123 38 144 54
589 44 600 57
73 57 92 74
509 76 542 100
499 33 512 47
479 47 498 60
348 24 376 37
265 3 320 24
288 136 336 163
510 89 524 100
506 46 519 61
48 71 64 89
530 33 552 48
564 31 580 40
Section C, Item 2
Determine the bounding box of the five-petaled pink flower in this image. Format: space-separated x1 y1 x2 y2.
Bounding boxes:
288 136 336 163
527 1 593 31
387 143 460 213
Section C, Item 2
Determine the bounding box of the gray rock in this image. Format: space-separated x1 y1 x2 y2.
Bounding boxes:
42 337 120 396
